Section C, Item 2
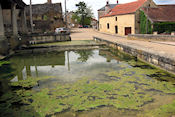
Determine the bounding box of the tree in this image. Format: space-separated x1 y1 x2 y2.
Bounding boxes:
72 2 94 26
75 50 94 62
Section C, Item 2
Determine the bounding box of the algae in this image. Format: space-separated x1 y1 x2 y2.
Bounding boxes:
0 61 10 67
4 74 174 117
1 49 175 117
10 76 55 89
141 100 175 117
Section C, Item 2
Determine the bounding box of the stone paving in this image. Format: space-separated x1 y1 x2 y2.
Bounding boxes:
71 28 175 61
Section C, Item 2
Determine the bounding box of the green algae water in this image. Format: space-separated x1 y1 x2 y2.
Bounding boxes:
0 49 175 117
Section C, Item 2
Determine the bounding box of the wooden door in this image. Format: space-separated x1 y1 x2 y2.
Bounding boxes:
125 27 131 35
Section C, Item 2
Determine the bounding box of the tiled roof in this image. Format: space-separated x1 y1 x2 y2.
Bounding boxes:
98 4 118 11
101 0 147 17
142 5 175 22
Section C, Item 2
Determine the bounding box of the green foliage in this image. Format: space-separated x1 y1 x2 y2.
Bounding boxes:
43 15 48 20
140 11 153 34
153 22 175 34
0 61 10 67
75 50 94 62
73 1 94 25
72 13 81 24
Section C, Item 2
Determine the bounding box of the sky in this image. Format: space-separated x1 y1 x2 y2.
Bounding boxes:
23 0 175 19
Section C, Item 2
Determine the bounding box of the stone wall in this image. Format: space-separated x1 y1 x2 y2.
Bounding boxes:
0 33 70 56
0 39 9 55
27 33 71 44
94 37 175 74
0 35 28 55
25 3 64 33
128 34 175 41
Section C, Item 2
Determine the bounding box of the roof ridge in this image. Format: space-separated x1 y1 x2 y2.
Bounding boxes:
101 0 147 18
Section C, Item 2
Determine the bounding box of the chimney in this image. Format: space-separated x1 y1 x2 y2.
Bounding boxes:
47 0 52 4
105 0 110 14
117 0 119 4
106 0 109 5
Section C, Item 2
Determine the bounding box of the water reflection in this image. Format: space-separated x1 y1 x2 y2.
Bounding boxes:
75 50 94 62
9 52 66 81
2 49 175 83
8 50 108 82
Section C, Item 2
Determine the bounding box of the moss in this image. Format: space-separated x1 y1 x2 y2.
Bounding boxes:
1 69 175 117
142 100 175 117
10 76 54 89
0 61 10 67
19 78 154 116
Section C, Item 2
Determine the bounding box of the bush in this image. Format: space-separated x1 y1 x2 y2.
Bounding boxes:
153 22 175 34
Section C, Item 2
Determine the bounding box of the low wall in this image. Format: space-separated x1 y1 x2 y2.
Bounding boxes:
0 33 71 56
0 38 9 55
128 34 175 41
16 43 105 54
94 37 175 74
26 33 71 44
0 35 27 55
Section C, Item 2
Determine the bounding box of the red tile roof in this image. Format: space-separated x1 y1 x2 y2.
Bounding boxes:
142 5 175 22
101 0 147 18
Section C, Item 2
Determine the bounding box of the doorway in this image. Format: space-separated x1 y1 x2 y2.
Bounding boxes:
125 27 131 35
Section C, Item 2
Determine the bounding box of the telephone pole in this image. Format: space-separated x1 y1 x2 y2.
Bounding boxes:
30 0 34 33
65 0 67 28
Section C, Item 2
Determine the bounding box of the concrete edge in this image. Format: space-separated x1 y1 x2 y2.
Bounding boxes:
93 36 175 74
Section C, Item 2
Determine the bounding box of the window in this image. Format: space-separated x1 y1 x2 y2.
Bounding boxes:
115 26 118 34
107 23 110 29
115 17 118 21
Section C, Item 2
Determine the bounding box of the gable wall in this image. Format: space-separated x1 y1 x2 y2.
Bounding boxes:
99 14 135 35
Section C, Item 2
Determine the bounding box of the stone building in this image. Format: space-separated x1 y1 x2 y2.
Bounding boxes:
26 0 64 33
91 18 98 29
97 1 118 30
66 11 78 28
141 5 175 34
99 0 157 35
0 0 27 55
97 1 118 21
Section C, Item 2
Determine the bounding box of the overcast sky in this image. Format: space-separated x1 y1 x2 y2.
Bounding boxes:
23 0 175 18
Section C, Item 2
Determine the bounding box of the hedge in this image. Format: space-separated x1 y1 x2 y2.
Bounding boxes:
153 22 175 34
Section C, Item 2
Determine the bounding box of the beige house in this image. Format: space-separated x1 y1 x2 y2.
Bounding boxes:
99 0 157 36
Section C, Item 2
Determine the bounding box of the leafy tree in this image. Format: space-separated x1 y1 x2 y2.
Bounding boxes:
75 50 94 62
72 2 94 26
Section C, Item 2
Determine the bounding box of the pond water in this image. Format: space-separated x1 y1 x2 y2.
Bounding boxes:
0 49 175 117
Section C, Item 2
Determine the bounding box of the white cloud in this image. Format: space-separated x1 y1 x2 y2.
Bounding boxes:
23 0 175 19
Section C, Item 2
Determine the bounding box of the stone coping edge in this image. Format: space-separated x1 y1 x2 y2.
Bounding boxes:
93 36 175 74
